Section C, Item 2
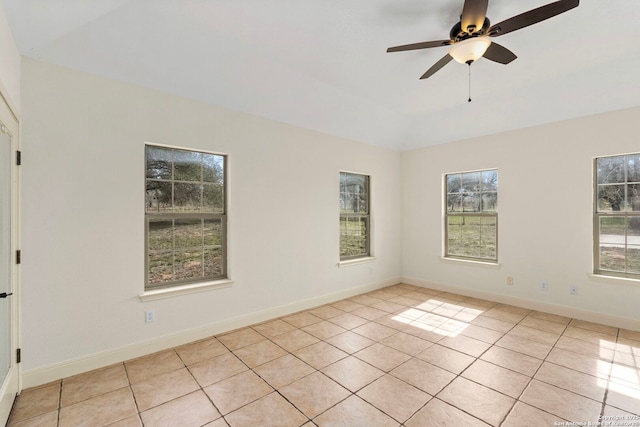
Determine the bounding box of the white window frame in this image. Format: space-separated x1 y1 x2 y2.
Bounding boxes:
339 171 371 261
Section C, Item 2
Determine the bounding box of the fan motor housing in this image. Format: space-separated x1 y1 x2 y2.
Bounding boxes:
450 17 491 41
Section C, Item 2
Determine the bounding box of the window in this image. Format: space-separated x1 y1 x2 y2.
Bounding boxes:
594 153 640 277
340 172 370 260
145 144 226 289
445 169 498 261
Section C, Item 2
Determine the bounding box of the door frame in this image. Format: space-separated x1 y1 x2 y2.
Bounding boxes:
0 88 21 425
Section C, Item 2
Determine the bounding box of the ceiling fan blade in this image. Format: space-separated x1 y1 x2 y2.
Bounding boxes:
420 54 453 80
461 0 489 34
387 40 452 53
483 42 517 64
488 0 579 37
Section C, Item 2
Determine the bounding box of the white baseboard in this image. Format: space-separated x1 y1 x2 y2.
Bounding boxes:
402 276 640 332
21 277 400 390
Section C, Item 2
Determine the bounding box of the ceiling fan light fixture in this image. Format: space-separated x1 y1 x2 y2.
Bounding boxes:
449 36 491 64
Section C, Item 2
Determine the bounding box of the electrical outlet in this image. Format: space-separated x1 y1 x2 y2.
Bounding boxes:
507 276 514 286
540 281 548 291
145 309 155 323
569 285 578 296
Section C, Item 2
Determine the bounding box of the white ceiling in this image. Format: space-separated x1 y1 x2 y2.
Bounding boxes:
4 0 640 151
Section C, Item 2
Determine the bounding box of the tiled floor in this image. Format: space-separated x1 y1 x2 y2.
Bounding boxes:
7 283 640 426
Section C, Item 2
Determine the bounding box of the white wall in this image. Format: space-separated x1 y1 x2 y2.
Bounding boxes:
0 2 20 113
20 58 402 381
402 107 640 327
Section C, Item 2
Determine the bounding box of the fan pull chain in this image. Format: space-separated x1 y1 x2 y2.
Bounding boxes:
468 62 472 103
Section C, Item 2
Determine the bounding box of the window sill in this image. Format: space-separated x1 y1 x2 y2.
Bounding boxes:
440 257 500 269
588 274 640 286
338 257 376 268
139 279 234 302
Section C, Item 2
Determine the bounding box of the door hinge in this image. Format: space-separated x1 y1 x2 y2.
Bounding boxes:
16 348 21 364
16 250 21 264
16 150 21 166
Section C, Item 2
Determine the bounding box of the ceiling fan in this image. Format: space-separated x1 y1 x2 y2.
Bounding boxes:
387 0 579 80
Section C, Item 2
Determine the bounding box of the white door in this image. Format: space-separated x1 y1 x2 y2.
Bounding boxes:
0 93 19 425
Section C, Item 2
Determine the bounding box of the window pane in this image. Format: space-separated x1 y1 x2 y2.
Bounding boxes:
599 246 624 272
174 183 202 212
447 174 462 193
600 217 625 244
479 217 497 259
203 184 224 213
204 248 223 277
447 216 463 256
174 219 202 249
204 219 223 246
146 181 172 213
481 192 497 212
174 250 203 281
462 172 481 192
174 150 202 182
341 174 367 214
627 154 640 183
627 246 640 274
447 193 463 212
628 184 640 211
340 216 368 257
481 170 498 192
461 193 481 212
597 184 625 212
203 154 224 183
148 220 173 251
148 251 173 285
597 156 625 184
146 146 172 180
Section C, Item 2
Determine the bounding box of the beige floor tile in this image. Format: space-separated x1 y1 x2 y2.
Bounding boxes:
58 387 137 427
327 312 369 329
321 356 384 392
619 328 640 342
470 315 516 333
175 338 229 366
232 339 288 368
7 382 61 424
546 347 612 379
330 299 366 312
461 359 530 398
405 398 490 427
204 418 230 427
350 294 384 306
438 334 491 357
370 300 405 314
307 305 345 320
294 341 348 369
325 331 376 354
528 310 571 325
610 361 640 387
124 349 184 384
216 327 265 350
606 380 640 415
602 404 640 419
350 306 388 320
252 319 297 338
188 352 248 387
254 354 315 389
555 335 616 361
280 372 350 419
302 320 348 340
535 362 607 402
502 401 566 427
438 377 515 426
281 311 324 328
368 289 405 300
520 380 602 421
270 328 320 352
352 322 398 341
381 332 433 355
402 320 447 342
105 415 143 427
509 324 561 346
614 350 640 369
459 324 505 344
130 368 199 411
140 390 220 426
496 333 553 359
390 358 455 395
7 410 58 427
563 325 618 345
224 392 307 427
480 346 542 376
314 395 399 427
570 319 619 336
388 295 422 307
357 375 430 423
354 343 411 372
61 363 129 407
204 370 273 415
520 315 568 335
483 307 527 324
416 344 475 374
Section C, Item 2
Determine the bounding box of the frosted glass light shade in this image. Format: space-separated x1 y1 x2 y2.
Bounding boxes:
449 37 491 64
